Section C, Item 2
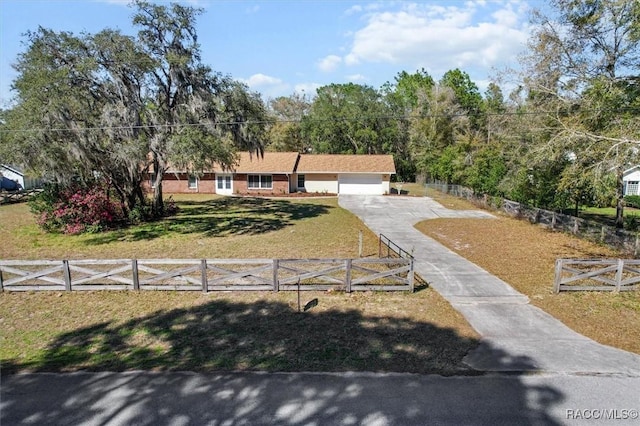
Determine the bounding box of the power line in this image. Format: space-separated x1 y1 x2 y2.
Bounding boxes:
1 107 639 135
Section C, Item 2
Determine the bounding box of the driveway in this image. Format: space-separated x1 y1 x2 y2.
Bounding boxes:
339 195 640 375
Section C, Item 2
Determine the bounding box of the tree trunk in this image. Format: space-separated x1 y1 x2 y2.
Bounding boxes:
616 169 624 229
152 153 165 216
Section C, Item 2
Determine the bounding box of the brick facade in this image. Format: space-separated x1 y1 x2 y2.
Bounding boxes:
143 172 291 195
232 174 290 195
144 172 217 194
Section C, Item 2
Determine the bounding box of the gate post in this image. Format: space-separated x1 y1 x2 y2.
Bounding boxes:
63 260 72 291
200 259 208 293
553 259 563 293
345 259 352 293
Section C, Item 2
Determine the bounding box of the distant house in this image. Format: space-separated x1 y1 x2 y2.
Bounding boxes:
623 166 640 196
0 165 43 190
149 152 396 196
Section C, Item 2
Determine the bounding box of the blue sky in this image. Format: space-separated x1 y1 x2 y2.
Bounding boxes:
0 0 534 107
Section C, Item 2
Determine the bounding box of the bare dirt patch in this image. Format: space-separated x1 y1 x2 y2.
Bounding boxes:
415 215 640 354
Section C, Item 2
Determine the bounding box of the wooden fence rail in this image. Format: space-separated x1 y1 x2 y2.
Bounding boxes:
379 233 414 260
554 258 640 292
0 188 43 205
0 257 414 293
426 183 640 256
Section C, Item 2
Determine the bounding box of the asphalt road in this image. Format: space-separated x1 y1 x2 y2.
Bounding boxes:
2 371 640 425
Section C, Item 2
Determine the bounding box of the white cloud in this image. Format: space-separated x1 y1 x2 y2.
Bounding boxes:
317 55 342 72
294 83 321 95
242 73 283 87
341 2 529 76
346 74 367 82
240 73 291 99
245 4 260 14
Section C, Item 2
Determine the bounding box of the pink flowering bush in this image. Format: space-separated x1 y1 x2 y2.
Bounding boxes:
31 184 125 234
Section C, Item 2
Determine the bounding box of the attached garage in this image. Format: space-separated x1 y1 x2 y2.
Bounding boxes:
338 174 383 195
296 154 395 195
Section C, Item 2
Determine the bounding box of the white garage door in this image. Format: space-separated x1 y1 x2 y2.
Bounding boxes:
338 174 383 195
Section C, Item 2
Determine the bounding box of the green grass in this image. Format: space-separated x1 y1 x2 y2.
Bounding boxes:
0 195 379 260
577 206 640 227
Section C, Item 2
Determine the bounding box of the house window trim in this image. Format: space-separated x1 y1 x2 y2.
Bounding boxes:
248 174 273 190
188 174 198 190
297 174 305 190
628 181 639 196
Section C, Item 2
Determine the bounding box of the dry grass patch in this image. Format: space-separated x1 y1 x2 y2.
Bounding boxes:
415 215 640 354
0 289 479 375
0 195 480 374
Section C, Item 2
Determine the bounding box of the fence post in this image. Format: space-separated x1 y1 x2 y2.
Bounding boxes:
358 230 363 258
615 258 624 292
378 235 382 258
601 226 606 243
573 218 579 234
345 259 352 293
63 260 72 291
551 212 556 230
273 259 279 292
408 259 415 292
200 259 208 293
132 259 140 290
0 266 3 292
553 259 563 293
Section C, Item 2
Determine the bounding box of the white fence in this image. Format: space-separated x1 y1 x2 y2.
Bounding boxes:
0 257 414 293
554 258 640 292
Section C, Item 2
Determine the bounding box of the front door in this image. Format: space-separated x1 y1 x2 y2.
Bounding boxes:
216 174 233 195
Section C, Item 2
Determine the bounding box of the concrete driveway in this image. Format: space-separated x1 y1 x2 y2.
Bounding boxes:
339 195 640 375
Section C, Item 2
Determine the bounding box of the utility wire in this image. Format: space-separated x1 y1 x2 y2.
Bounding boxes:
0 107 639 134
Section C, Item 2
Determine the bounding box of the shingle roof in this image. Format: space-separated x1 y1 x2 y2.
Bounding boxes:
296 154 396 174
227 151 299 174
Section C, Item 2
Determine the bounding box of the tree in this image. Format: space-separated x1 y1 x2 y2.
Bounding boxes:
302 83 393 155
523 0 640 227
2 1 267 218
266 93 310 152
132 1 264 213
381 69 436 181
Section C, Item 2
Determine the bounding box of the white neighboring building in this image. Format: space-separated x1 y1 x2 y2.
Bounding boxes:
623 166 640 196
0 165 43 190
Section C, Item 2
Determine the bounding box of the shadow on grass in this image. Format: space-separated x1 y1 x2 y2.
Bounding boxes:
1 298 565 425
2 298 478 375
85 197 331 244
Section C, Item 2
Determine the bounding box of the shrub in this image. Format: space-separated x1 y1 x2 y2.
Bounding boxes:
30 184 125 234
624 215 640 231
624 195 640 209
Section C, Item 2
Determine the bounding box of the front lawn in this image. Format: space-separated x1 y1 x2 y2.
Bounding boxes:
0 195 377 260
0 195 480 375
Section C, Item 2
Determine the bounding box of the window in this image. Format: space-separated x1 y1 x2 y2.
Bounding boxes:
188 175 197 189
297 174 305 189
218 175 232 189
248 174 272 189
628 181 639 195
